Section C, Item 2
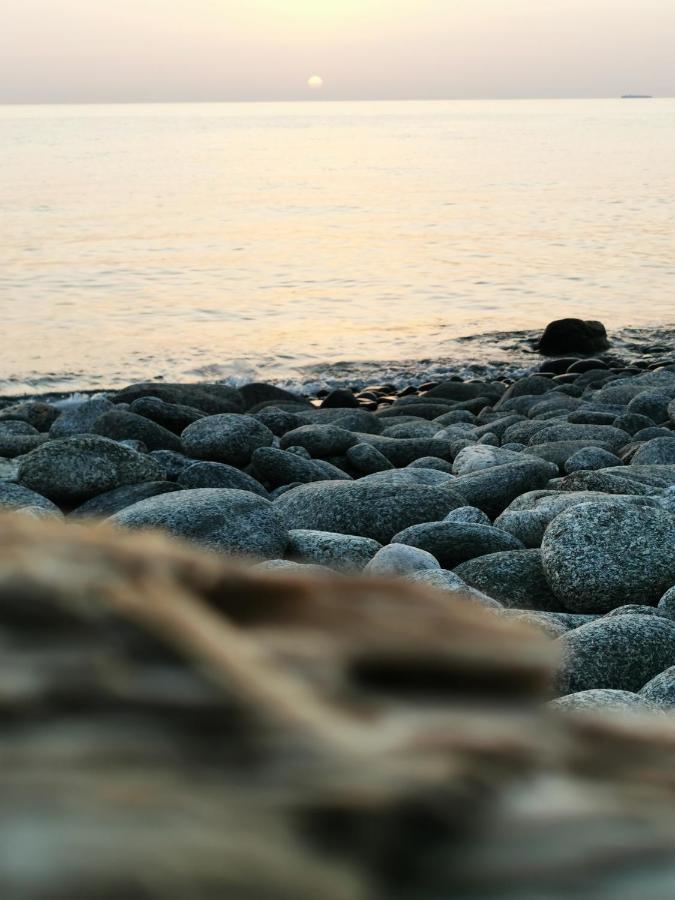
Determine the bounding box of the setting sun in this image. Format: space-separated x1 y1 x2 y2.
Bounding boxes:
307 75 324 90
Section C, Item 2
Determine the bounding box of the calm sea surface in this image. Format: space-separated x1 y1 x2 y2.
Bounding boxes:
1 99 674 394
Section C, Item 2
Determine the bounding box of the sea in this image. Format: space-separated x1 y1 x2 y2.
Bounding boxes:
1 99 674 397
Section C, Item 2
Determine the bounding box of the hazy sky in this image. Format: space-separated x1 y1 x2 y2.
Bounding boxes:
2 0 674 103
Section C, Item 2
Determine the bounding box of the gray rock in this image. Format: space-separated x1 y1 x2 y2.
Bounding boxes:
129 396 205 433
451 445 525 476
392 521 524 569
72 482 182 519
541 502 675 613
351 435 455 466
492 510 548 548
628 390 672 423
0 482 62 515
251 447 351 488
564 447 623 474
113 382 243 415
357 469 455 487
284 445 312 460
148 449 194 480
555 614 675 693
431 409 475 426
18 436 165 505
253 407 304 437
405 569 502 608
111 488 288 558
279 424 357 457
176 461 268 497
286 529 381 572
424 380 504 402
92 409 183 452
182 414 274 466
658 586 675 619
455 549 561 612
443 506 492 526
549 689 649 712
274 480 464 543
407 456 454 473
631 437 675 466
238 382 308 411
638 667 675 709
604 605 666 618
365 543 440 576
382 421 441 439
0 457 19 481
527 441 615 470
556 470 660 495
498 610 570 638
634 426 675 442
0 401 59 431
253 559 334 576
528 424 631 452
346 442 394 474
614 413 657 436
451 458 559 517
0 434 49 458
0 420 40 436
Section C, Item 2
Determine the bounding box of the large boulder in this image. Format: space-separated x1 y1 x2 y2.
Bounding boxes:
111 488 288 558
181 414 274 466
451 458 558 518
17 436 164 505
541 501 675 613
537 319 610 355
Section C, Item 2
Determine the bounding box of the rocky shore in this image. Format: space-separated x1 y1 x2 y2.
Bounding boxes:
1 338 675 711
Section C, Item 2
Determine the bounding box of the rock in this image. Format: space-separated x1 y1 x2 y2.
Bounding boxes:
0 420 39 436
493 510 547 547
555 470 660 496
537 318 610 355
18 436 165 505
452 445 525 476
499 611 570 639
627 391 672 423
253 407 304 437
382 422 441 439
286 529 381 572
541 502 675 614
49 397 116 438
129 396 205 433
405 569 503 608
454 549 560 612
0 457 19 481
443 506 492 526
92 409 183 452
451 458 559 518
177 461 269 497
407 457 454 473
352 435 455 467
549 689 649 712
72 482 182 518
0 482 62 515
113 382 243 415
424 381 504 402
0 401 59 431
614 413 657 436
238 382 308 410
285 445 312 460
495 376 554 406
567 410 617 426
392 521 524 569
527 441 615 470
528 424 630 453
631 437 675 466
182 414 274 466
357 469 455 487
251 447 351 488
556 615 675 694
253 559 334 576
148 449 194 480
638 667 675 710
320 389 359 409
111 488 288 558
365 543 440 576
564 447 623 474
346 443 394 474
604 605 665 618
0 434 50 457
658 586 675 619
279 424 356 457
274 481 464 543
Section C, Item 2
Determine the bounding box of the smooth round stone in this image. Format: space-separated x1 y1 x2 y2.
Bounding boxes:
0 434 49 458
274 480 464 543
17 435 165 505
407 456 454 473
627 390 672 423
549 689 650 712
450 458 559 518
498 610 570 638
177 461 268 497
279 424 357 457
92 409 183 452
452 445 525 476
493 509 547 547
251 447 351 488
603 605 665 618
454 549 560 612
564 447 623 474
555 470 659 496
346 443 394 474
639 667 675 709
392 521 524 569
181 414 274 466
631 437 675 466
0 482 62 515
148 449 194 480
528 424 631 452
284 445 312 459
238 382 308 410
253 407 304 437
111 488 288 558
0 401 59 431
614 413 657 436
357 469 455 487
0 420 40 436
0 457 19 481
287 529 381 572
382 422 440 439
113 382 244 415
71 481 182 518
365 543 440 576
555 615 675 693
405 569 502 608
253 559 334 576
541 501 675 613
658 586 675 619
129 396 205 433
443 506 492 526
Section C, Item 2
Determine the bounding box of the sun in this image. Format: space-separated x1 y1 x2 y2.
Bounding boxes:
307 75 324 90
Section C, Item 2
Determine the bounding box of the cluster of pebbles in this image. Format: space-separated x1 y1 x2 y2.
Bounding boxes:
1 351 675 712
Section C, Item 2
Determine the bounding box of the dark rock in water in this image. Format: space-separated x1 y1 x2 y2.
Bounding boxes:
274 480 464 543
0 400 59 431
111 488 288 558
18 436 165 505
567 358 609 373
72 481 182 519
182 414 274 466
253 407 304 437
251 447 351 488
93 409 183 452
238 382 309 410
639 667 675 709
148 449 194 480
451 458 558 518
113 382 244 415
320 389 359 409
129 396 205 433
50 398 115 438
346 442 394 474
542 501 675 613
287 529 381 572
556 614 675 693
280 424 357 458
537 318 610 356
177 461 269 497
550 689 649 712
0 434 50 458
392 521 524 569
455 549 561 612
0 482 62 515
365 542 440 575
564 447 623 474
632 437 675 466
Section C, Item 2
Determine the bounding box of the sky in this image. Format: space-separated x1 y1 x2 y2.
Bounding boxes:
1 0 674 103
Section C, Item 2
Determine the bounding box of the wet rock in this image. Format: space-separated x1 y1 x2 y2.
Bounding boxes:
49 397 116 438
0 482 62 515
541 501 675 613
639 667 675 710
111 488 288 558
455 549 560 612
93 409 183 452
182 414 274 466
537 318 609 356
287 529 381 572
320 389 359 409
18 436 164 505
129 396 205 433
113 382 244 415
251 447 351 488
550 689 649 712
392 521 524 569
0 400 59 431
177 461 269 497
72 482 182 519
365 543 440 576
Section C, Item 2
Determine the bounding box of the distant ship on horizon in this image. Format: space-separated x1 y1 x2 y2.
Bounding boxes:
621 94 653 99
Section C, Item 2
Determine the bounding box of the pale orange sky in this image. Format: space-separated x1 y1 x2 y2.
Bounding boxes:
1 0 674 103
